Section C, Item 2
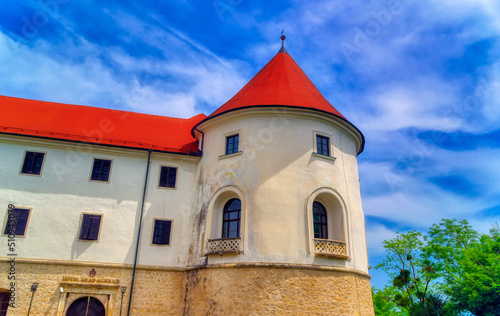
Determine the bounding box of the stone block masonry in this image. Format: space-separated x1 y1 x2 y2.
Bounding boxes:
0 259 185 316
0 259 373 315
183 265 374 316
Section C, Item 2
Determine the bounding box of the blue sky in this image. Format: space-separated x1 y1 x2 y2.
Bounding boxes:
1 0 499 289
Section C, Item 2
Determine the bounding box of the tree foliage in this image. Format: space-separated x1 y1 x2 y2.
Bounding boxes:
448 227 500 316
374 219 500 316
376 230 441 311
372 287 408 316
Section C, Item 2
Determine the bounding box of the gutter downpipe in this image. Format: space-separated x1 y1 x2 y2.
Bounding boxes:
127 149 152 316
194 126 204 154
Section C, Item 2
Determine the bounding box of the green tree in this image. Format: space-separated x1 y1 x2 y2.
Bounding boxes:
375 230 440 311
424 219 479 288
375 219 500 316
408 293 450 316
448 227 500 316
372 287 408 316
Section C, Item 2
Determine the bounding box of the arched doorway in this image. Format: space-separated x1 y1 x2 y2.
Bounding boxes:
66 296 105 316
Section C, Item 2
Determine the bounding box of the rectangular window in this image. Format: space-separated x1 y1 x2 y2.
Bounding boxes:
316 135 330 156
91 159 112 182
79 214 102 241
21 151 45 175
226 134 239 155
159 166 177 188
3 208 30 236
152 219 172 245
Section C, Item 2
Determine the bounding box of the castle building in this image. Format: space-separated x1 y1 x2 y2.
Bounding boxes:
0 38 373 315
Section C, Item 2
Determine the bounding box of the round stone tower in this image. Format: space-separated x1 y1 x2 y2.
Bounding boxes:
186 37 373 315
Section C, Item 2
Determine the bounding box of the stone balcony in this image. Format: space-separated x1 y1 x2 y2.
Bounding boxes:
206 237 242 255
313 239 349 259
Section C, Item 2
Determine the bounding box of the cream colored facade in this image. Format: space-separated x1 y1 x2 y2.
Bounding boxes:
0 104 373 315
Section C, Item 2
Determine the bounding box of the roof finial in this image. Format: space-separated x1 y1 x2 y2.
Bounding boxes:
279 30 288 54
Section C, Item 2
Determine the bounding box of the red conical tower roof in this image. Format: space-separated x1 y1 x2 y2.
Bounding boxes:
194 37 365 154
208 46 345 119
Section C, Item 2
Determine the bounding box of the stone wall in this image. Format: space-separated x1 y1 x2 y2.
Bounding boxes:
183 265 374 316
0 260 185 316
0 260 373 315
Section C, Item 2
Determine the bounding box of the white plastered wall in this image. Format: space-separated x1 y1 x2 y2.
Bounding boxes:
195 108 369 273
0 135 199 268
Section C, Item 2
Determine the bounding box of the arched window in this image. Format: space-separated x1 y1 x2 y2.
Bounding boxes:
222 198 241 238
313 201 328 239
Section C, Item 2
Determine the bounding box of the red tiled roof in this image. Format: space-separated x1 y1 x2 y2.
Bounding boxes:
207 50 346 119
196 49 365 154
0 95 205 154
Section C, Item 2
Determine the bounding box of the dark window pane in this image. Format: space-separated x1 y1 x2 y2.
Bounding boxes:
159 167 177 188
222 222 228 237
100 161 110 181
229 221 237 232
92 161 101 179
21 152 45 175
79 214 92 239
88 215 101 240
167 168 177 187
33 154 44 174
316 135 330 156
227 199 241 211
14 209 29 235
91 159 112 181
80 214 101 240
22 153 34 173
159 167 168 187
226 135 239 155
222 198 241 238
313 201 328 239
153 220 172 245
4 208 30 236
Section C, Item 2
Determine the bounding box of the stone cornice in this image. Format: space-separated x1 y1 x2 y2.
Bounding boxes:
0 257 370 279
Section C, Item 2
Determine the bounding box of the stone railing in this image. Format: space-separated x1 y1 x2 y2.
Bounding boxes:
313 239 349 259
206 238 242 255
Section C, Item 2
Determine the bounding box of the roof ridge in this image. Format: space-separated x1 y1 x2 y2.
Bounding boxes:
0 95 202 121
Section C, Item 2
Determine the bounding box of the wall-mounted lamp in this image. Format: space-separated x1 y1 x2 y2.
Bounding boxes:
119 286 127 316
30 282 39 292
27 282 39 316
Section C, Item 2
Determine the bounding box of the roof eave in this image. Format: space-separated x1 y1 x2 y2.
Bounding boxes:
191 105 365 155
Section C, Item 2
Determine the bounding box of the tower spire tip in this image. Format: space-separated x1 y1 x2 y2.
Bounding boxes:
278 30 288 54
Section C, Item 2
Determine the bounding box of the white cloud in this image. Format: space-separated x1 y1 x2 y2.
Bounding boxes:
355 79 459 133
0 17 247 118
366 223 397 255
